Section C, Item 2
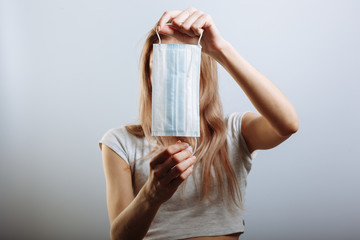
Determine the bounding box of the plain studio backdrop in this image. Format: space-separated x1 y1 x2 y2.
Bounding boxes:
1 0 359 239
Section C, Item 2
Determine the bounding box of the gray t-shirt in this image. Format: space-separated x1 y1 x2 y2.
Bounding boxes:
98 111 258 239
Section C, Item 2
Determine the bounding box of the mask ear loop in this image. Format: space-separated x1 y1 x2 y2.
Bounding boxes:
197 29 203 46
153 136 197 157
153 24 201 157
155 22 172 45
154 135 165 148
192 137 198 157
156 24 204 47
155 25 162 45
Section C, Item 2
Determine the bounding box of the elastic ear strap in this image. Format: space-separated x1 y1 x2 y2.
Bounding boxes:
155 25 162 45
154 135 165 148
155 23 203 47
192 137 198 157
155 23 173 45
197 30 203 46
153 136 198 156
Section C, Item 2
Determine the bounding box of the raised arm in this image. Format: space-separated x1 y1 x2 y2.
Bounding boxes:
157 7 299 153
214 41 299 135
213 42 299 152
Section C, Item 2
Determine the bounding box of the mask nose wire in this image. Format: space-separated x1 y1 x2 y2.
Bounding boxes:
155 23 204 47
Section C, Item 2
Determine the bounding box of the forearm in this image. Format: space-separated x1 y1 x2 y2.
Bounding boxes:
212 41 299 134
110 187 161 240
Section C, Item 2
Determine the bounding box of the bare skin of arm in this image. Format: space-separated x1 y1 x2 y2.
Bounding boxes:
211 42 299 153
101 142 196 240
157 7 299 154
102 6 299 240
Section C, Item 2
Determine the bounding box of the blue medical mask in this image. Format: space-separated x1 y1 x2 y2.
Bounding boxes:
151 25 203 154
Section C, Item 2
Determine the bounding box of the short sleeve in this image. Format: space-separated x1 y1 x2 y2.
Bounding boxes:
98 127 130 165
227 111 258 160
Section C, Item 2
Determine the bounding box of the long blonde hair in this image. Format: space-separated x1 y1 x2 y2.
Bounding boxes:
126 27 243 210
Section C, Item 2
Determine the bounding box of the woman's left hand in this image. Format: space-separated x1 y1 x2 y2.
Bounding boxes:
156 7 228 58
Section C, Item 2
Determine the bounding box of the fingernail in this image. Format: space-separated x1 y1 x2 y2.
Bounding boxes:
157 25 161 31
183 142 189 147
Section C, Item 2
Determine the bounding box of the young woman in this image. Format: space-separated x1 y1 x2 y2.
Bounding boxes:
99 7 299 240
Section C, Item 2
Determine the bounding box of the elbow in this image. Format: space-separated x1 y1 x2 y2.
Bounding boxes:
110 227 115 240
288 118 299 134
278 117 299 137
110 223 118 240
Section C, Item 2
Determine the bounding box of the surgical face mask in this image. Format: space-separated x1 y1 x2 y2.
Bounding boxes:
151 25 203 154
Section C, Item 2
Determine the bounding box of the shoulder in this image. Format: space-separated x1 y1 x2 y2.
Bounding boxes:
225 111 258 160
102 125 131 138
224 111 249 137
98 125 143 165
100 126 131 147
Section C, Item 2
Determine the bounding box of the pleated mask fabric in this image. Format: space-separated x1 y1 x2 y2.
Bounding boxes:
151 26 203 140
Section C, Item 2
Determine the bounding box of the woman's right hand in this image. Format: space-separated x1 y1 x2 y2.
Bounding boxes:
143 141 197 205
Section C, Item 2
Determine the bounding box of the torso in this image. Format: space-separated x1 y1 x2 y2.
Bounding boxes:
181 232 242 240
107 113 250 239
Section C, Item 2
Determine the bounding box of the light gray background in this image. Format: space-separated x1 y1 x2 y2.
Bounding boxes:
1 0 359 239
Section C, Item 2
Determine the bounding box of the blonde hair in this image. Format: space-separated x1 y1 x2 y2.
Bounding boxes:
126 27 243 210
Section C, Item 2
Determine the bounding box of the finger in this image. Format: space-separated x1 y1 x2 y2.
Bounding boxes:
168 164 194 188
171 7 197 29
159 148 193 174
179 10 204 37
163 155 196 184
149 141 189 169
157 10 182 31
191 13 211 36
158 25 196 44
